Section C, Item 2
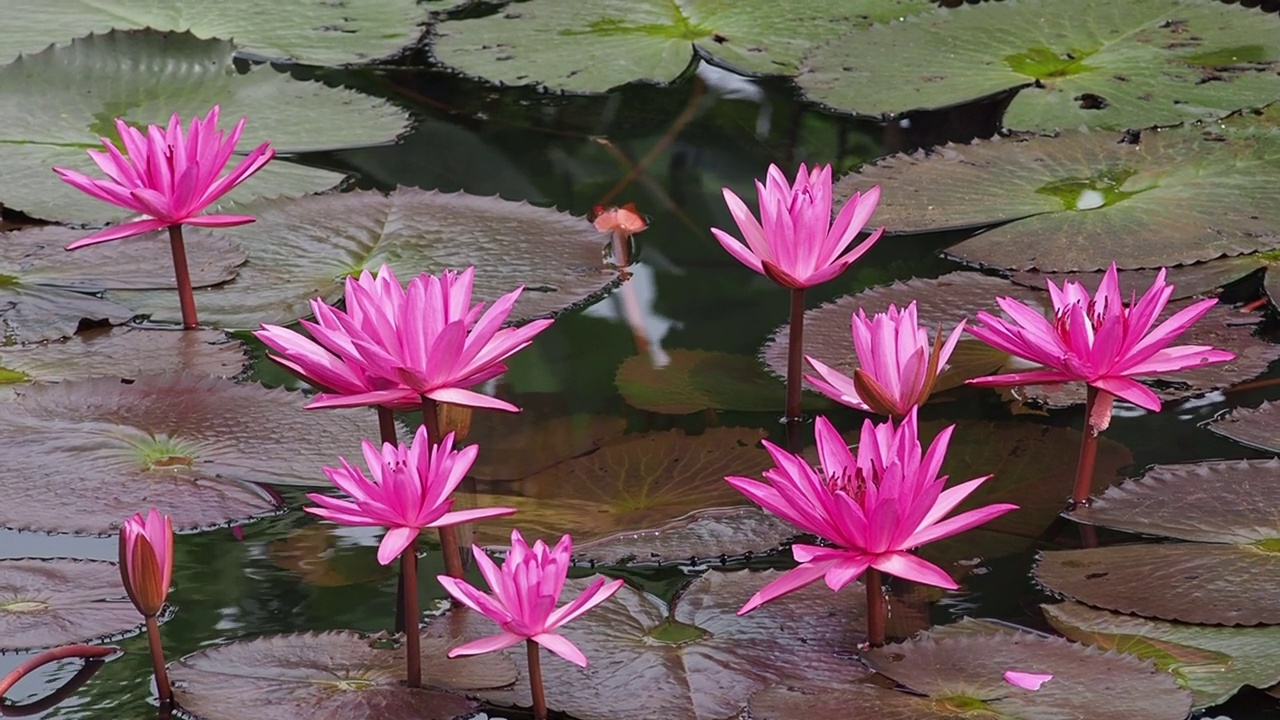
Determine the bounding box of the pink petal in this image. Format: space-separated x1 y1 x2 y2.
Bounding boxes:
65 219 172 249
532 632 590 667
870 551 958 589
1004 670 1053 691
377 526 419 566
738 561 836 615
446 631 525 658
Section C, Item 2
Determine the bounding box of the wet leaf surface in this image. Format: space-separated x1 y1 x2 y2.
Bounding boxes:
445 570 869 720
1045 600 1280 709
0 284 137 344
0 327 248 385
833 129 1280 271
1209 399 1280 453
466 427 769 547
0 374 382 534
0 558 152 652
170 629 516 720
466 411 626 482
573 507 800 567
619 348 832 414
108 188 621 329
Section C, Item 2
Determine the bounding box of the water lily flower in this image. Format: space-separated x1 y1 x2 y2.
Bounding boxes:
54 106 274 249
805 301 965 418
726 410 1016 620
591 203 648 235
119 508 173 618
1004 670 1053 691
711 163 882 290
306 425 517 566
256 265 552 413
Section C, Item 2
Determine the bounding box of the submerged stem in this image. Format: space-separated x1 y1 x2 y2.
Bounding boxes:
526 640 548 720
145 615 172 705
785 288 806 423
865 568 886 648
1071 386 1102 508
401 538 421 688
166 224 199 330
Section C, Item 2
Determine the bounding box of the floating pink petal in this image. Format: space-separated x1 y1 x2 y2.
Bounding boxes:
1004 670 1053 691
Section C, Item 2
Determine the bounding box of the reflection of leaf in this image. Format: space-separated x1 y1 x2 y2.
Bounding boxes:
1209 400 1280 454
619 349 831 414
800 0 1280 132
1045 600 1280 709
267 526 392 588
573 507 800 567
468 427 767 547
109 188 620 329
1036 543 1280 626
0 327 247 384
170 630 516 720
0 558 154 652
466 412 625 482
444 570 870 720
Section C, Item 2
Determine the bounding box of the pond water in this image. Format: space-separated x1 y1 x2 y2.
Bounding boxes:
3 5 1280 720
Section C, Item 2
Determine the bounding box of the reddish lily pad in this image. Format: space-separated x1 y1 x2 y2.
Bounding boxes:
573 507 800 567
0 373 384 534
170 629 516 720
0 557 156 652
1045 600 1280 709
464 427 769 548
1209 400 1280 454
445 569 869 720
619 348 832 414
750 618 1191 720
108 188 621 330
0 327 248 387
465 411 626 482
0 284 136 344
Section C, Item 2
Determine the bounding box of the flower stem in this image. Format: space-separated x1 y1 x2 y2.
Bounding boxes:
785 288 806 424
377 406 398 446
401 537 421 688
423 397 464 579
145 615 172 705
865 568 886 648
166 225 199 330
526 639 548 720
0 644 114 703
1071 386 1102 508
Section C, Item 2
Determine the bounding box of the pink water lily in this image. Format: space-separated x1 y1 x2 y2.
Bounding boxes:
54 106 274 249
964 263 1234 413
256 265 552 412
1004 670 1053 691
711 163 882 289
305 425 517 565
727 410 1016 615
805 301 965 418
439 530 624 667
119 508 174 618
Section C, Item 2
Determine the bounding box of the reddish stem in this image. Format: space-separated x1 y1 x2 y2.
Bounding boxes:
1070 386 1102 508
0 644 114 703
783 288 806 452
377 406 398 445
144 615 172 705
423 397 464 579
526 640 548 720
402 537 421 688
166 225 199 330
865 568 886 648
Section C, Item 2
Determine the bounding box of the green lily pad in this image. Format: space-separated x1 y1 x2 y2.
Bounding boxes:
573 507 799 567
750 617 1191 720
1044 599 1280 709
618 348 832 415
464 427 769 548
444 569 869 720
430 0 935 93
0 373 386 534
466 411 626 482
108 188 621 329
0 30 409 224
1209 400 1280 453
0 327 248 386
798 0 1280 132
832 127 1280 271
170 629 516 720
0 557 158 652
0 0 429 67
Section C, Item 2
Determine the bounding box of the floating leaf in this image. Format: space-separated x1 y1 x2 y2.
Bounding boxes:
0 30 407 223
1209 400 1280 453
170 629 516 720
466 427 769 547
573 507 799 567
430 0 935 93
1044 600 1280 708
833 128 1280 271
445 569 869 720
0 327 248 386
619 348 832 414
108 188 621 329
0 285 136 345
267 525 394 588
466 412 625 482
750 617 1191 720
799 0 1280 132
0 558 154 652
0 0 429 67
0 374 384 534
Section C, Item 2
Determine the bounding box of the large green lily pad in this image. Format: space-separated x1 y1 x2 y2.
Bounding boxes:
619 348 833 415
465 427 769 548
0 30 409 224
1209 400 1280 453
444 569 869 720
0 0 429 67
108 188 621 329
0 327 248 387
832 128 1280 271
1045 599 1280 709
0 373 384 534
170 629 516 720
0 558 158 652
750 617 1191 720
799 0 1280 133
573 507 800 567
430 0 935 93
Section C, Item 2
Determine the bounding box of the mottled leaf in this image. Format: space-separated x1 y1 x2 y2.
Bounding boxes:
108 188 621 329
0 558 155 652
573 507 799 567
1209 399 1280 454
0 327 248 386
620 348 832 414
